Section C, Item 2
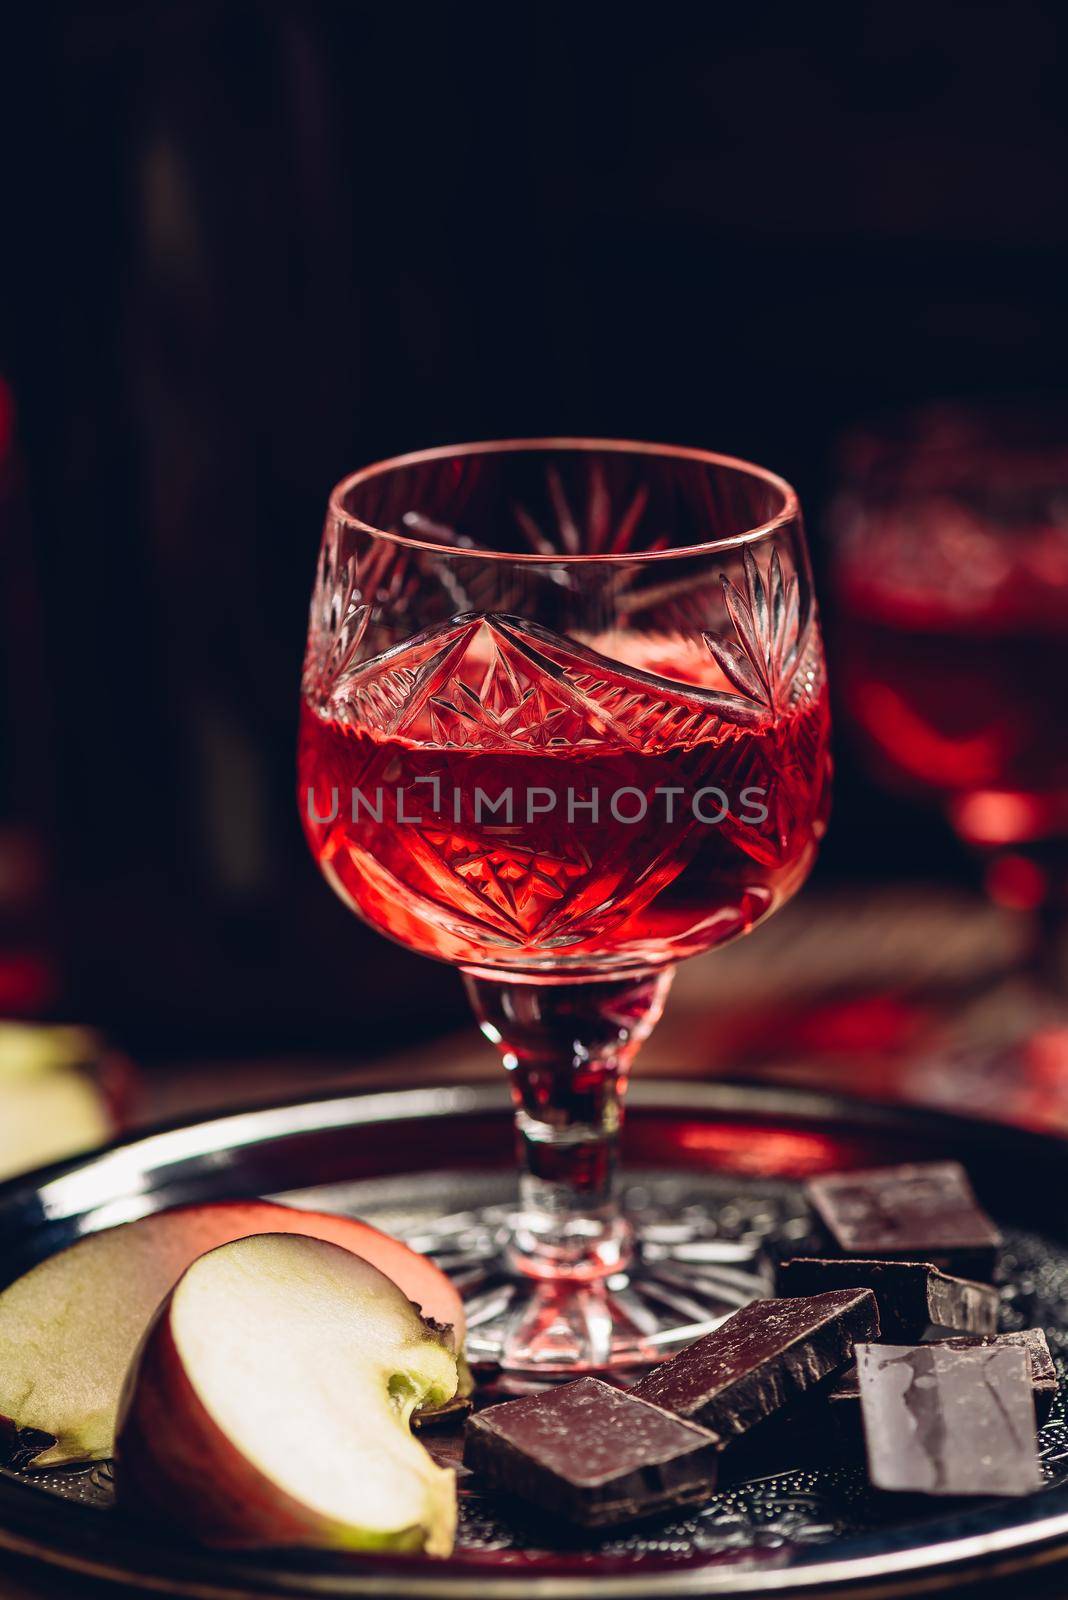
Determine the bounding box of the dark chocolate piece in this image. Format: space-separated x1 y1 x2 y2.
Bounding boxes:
856 1341 1042 1496
717 1387 857 1482
631 1289 879 1438
941 1330 1057 1423
462 1376 720 1528
776 1257 998 1340
725 1328 1057 1482
805 1162 1002 1279
835 1329 1056 1424
421 1432 471 1477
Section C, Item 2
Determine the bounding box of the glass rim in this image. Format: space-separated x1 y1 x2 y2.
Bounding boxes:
328 437 799 564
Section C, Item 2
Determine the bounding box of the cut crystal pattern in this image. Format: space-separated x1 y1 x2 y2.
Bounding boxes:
306 603 827 954
329 613 764 750
303 517 408 704
302 518 368 702
301 490 828 972
397 815 594 942
512 460 658 557
704 546 803 714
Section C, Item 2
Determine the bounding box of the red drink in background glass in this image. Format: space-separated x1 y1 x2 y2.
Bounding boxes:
834 409 1068 861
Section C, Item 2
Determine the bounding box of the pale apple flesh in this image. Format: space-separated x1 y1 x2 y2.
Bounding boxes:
0 1070 111 1182
0 1024 113 1180
0 1199 465 1466
115 1234 458 1555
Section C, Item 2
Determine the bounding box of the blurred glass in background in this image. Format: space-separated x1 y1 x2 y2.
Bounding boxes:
829 402 1068 1122
833 403 1068 932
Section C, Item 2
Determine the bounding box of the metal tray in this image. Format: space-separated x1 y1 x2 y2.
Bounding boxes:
2 1079 1068 1598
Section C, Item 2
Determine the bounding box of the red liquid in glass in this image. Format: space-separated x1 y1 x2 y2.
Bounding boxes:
299 617 830 976
839 568 1068 849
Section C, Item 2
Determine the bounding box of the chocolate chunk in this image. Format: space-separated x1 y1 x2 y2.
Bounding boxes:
717 1391 856 1482
836 1329 1056 1423
725 1329 1057 1482
631 1289 879 1438
856 1341 1042 1496
940 1330 1057 1423
421 1431 470 1477
462 1376 720 1528
776 1258 998 1340
805 1163 1002 1279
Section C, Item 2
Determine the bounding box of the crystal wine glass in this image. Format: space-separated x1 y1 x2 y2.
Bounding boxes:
299 440 831 1373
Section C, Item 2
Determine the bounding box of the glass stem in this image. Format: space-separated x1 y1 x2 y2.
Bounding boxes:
463 968 675 1281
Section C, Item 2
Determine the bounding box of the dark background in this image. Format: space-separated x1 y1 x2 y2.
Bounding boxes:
2 3 1066 1060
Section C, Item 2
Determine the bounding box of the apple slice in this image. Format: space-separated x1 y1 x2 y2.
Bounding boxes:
0 1070 111 1181
116 1234 458 1555
0 1024 114 1180
0 1200 464 1466
0 1022 102 1081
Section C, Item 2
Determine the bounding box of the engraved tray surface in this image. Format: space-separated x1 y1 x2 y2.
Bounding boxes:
2 1080 1068 1598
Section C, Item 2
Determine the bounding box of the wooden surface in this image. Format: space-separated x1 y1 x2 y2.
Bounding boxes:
137 884 1067 1138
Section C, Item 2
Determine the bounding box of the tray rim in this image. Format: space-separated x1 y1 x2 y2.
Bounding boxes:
0 1077 1050 1238
2 1078 1068 1599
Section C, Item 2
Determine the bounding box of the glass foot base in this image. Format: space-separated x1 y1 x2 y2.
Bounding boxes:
406 1200 773 1374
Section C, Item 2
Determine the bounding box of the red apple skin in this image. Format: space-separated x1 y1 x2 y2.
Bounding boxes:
0 1198 464 1472
149 1201 466 1346
115 1298 422 1550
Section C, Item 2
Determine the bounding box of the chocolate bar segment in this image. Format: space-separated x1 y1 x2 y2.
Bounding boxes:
856 1341 1042 1496
716 1390 855 1483
941 1329 1057 1422
724 1328 1057 1482
836 1329 1056 1422
805 1162 1002 1279
775 1258 998 1339
631 1289 879 1437
462 1376 720 1528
